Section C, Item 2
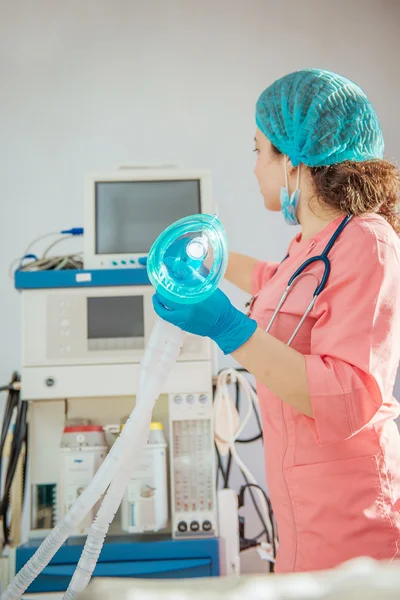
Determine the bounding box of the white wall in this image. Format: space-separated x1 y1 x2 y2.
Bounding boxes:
0 0 399 572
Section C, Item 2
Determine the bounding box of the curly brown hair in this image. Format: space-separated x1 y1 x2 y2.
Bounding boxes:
310 161 400 233
272 145 400 233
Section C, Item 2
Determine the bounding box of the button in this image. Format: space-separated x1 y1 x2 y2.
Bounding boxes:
129 259 135 264
202 520 212 532
199 394 208 404
174 395 183 404
121 260 127 265
177 521 187 532
190 521 200 532
45 377 55 387
112 261 118 266
60 319 70 328
137 256 147 266
186 394 195 405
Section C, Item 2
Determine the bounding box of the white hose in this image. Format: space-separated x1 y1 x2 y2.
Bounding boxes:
213 369 275 550
62 441 148 599
1 319 184 600
62 319 184 599
1 422 133 599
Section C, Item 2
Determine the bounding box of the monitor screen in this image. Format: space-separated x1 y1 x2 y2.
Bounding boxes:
87 296 144 339
95 179 201 254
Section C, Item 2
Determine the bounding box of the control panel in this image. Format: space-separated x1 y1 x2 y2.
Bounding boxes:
45 293 146 360
169 393 217 539
21 286 211 371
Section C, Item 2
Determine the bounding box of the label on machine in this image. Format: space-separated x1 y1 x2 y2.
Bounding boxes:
58 425 108 536
121 423 168 534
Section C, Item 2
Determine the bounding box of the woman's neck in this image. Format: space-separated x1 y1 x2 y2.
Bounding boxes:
288 167 345 240
297 195 344 241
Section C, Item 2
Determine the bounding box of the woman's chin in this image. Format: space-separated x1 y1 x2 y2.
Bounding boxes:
263 196 282 212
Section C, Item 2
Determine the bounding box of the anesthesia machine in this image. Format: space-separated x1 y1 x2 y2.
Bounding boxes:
2 169 223 598
1 168 272 599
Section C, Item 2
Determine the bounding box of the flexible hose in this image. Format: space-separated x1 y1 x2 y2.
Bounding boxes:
1 320 180 600
1 433 125 599
63 320 184 598
0 320 183 600
60 403 152 599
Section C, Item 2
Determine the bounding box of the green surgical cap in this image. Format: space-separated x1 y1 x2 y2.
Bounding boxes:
256 69 384 167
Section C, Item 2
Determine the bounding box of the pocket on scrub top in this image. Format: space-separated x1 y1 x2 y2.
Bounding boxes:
285 455 398 572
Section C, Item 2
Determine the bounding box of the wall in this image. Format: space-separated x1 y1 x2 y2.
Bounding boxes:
1 0 399 573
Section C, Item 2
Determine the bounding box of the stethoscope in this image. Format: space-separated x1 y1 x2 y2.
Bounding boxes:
246 214 353 346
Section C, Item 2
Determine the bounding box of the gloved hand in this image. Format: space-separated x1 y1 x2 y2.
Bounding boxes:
152 289 258 355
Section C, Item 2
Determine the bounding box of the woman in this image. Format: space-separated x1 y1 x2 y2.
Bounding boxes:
153 69 400 572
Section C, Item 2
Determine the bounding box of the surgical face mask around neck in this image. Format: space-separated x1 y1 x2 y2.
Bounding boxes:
280 159 301 226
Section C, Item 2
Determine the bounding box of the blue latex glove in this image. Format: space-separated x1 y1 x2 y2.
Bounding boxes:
152 289 257 355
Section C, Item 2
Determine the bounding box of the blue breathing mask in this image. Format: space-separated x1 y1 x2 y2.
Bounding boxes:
147 213 228 306
280 159 301 226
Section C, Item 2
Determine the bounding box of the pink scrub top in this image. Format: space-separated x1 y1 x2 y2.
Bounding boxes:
249 213 400 573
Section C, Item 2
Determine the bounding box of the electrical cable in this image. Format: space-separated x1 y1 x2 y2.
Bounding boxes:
215 435 270 543
1 403 28 546
234 367 263 443
239 480 277 565
22 231 60 260
214 368 262 489
0 375 20 491
213 367 277 568
42 235 75 258
214 371 266 537
0 373 27 548
0 383 20 394
217 446 271 545
232 368 277 565
22 228 83 261
213 377 235 491
9 228 84 277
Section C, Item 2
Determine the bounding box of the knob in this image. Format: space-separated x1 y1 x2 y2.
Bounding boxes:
202 520 212 532
190 521 200 532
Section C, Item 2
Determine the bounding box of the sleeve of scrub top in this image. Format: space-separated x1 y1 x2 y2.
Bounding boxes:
251 261 280 295
304 235 400 447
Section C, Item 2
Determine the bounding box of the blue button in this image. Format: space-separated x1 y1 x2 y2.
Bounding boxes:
121 260 127 265
130 259 135 264
138 256 147 266
112 261 118 266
